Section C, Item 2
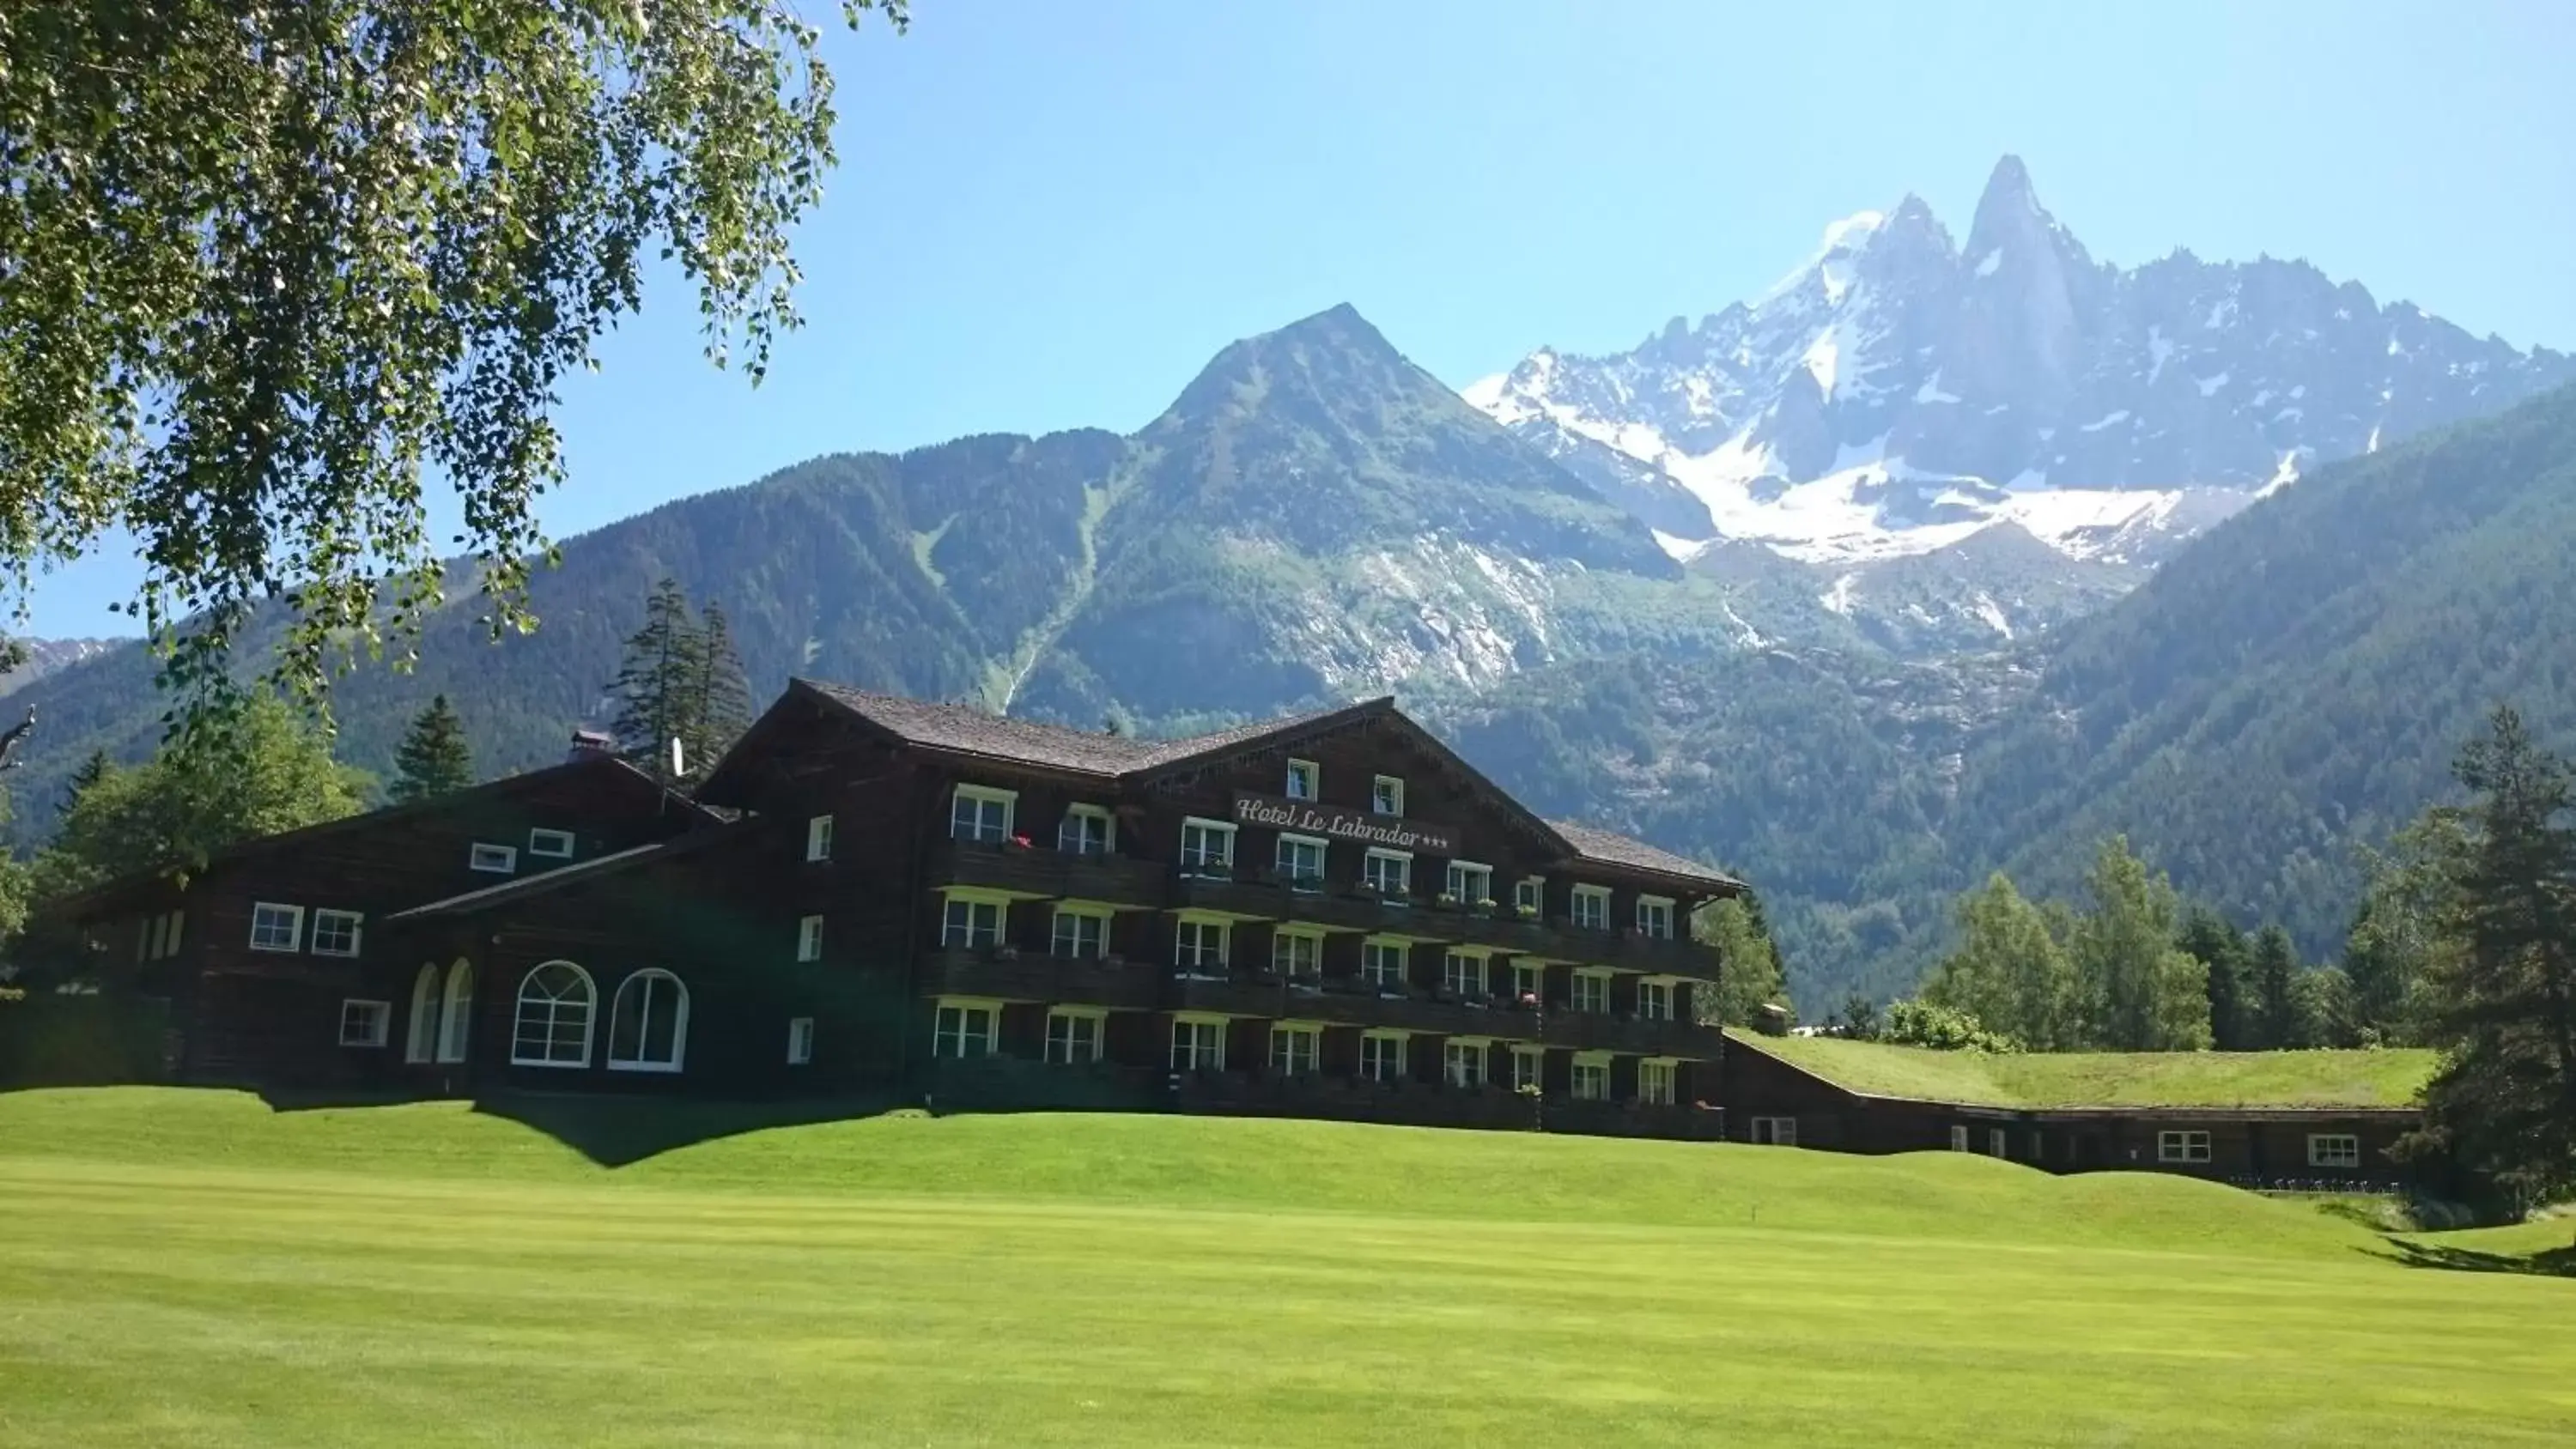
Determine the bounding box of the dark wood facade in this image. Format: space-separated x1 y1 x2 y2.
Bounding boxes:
1719 1034 2421 1185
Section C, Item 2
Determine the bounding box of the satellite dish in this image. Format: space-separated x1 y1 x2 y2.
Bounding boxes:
666 736 687 779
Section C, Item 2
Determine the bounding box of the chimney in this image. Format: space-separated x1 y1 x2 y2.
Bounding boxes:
567 727 616 764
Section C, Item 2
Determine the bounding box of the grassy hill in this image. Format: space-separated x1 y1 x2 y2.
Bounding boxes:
1734 1034 2439 1109
2 1088 2568 1447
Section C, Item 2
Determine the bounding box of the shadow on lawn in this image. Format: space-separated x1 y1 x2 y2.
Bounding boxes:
242 1086 914 1167
2366 1234 2576 1279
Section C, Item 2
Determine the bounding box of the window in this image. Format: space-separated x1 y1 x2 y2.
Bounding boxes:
799 913 827 961
469 842 517 875
1372 775 1404 816
1046 1010 1103 1064
1443 861 1492 906
247 902 303 953
1988 1128 2008 1159
529 828 577 860
511 961 596 1067
1364 850 1411 899
941 898 1002 951
1510 1046 1543 1092
1442 950 1487 997
1443 1040 1486 1088
405 964 440 1064
1572 971 1609 1015
1272 929 1321 978
607 969 690 1073
309 908 363 958
1270 1024 1321 1076
1179 818 1236 874
1515 876 1545 917
1360 1032 1407 1082
1949 1125 1971 1152
1637 979 1674 1022
142 911 185 961
338 999 391 1048
950 785 1015 844
805 815 835 863
1510 961 1543 1004
1274 834 1327 891
437 961 474 1064
1051 908 1106 960
2158 1131 2213 1164
1751 1116 1798 1147
166 910 185 955
1057 805 1113 857
1636 896 1675 939
2308 1134 2361 1169
1571 1058 1609 1100
1173 919 1230 973
1285 758 1318 800
1361 939 1408 988
1571 885 1611 931
1639 1059 1676 1106
933 1002 999 1058
787 1017 815 1065
1170 1017 1225 1071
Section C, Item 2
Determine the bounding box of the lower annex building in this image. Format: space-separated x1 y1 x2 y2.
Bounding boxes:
55 682 1745 1141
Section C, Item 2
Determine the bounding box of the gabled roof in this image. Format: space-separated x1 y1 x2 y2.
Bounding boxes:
1551 820 1747 893
1726 1030 2433 1113
386 819 758 923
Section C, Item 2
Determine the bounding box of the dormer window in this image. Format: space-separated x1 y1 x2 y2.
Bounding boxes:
951 785 1016 844
1285 759 1318 801
1058 804 1114 857
1372 775 1404 816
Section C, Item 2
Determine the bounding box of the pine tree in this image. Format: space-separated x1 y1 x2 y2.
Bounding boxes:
2176 906 2253 1050
687 597 756 771
59 749 114 818
2248 925 2302 1050
2072 837 2211 1052
2410 706 2576 1209
390 695 475 803
609 578 705 783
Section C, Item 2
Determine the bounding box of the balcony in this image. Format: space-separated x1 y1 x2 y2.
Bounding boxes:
920 947 1161 1011
1170 1070 1534 1131
933 840 1165 905
1296 980 1535 1038
1540 1009 1725 1058
1543 1096 1728 1142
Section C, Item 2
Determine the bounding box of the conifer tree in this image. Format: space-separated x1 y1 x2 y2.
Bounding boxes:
2248 925 2302 1049
390 695 475 803
2177 906 2253 1050
610 578 706 783
60 749 114 819
687 598 756 771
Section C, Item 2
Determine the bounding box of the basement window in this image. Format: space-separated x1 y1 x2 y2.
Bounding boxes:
2158 1131 2213 1164
2307 1134 2360 1169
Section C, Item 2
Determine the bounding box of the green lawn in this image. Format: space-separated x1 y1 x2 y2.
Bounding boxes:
0 1088 2567 1448
1734 1030 2439 1108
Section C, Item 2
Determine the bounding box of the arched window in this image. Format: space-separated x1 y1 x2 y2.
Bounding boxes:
405 964 441 1064
511 961 596 1068
607 969 690 1073
436 960 474 1064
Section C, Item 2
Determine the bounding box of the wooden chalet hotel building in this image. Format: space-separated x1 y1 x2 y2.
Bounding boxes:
56 682 1742 1139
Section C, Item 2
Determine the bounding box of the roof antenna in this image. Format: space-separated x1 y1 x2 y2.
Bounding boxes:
667 735 689 781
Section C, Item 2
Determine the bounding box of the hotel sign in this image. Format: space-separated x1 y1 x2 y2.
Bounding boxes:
1231 792 1457 855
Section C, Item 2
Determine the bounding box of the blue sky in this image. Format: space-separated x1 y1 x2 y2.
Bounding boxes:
23 0 2575 638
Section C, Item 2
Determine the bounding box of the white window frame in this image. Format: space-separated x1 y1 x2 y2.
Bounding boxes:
1170 1016 1227 1071
247 902 304 954
2307 1133 2361 1169
1275 833 1327 892
932 999 1000 1059
1571 969 1610 1015
1372 774 1404 816
469 842 518 875
1363 848 1412 899
1269 1022 1321 1076
338 998 391 1048
1443 1040 1486 1088
1359 1031 1408 1082
1442 949 1487 998
605 968 690 1074
1636 894 1676 940
511 960 598 1069
941 894 1006 951
1750 1116 1798 1147
528 828 576 860
167 909 185 956
1639 1059 1677 1106
436 961 474 1064
1509 1046 1544 1092
798 913 826 962
1443 860 1493 906
1571 884 1612 931
2159 1131 2213 1164
1361 938 1409 989
805 815 835 864
405 964 441 1064
1057 804 1115 857
1285 758 1319 801
1515 876 1545 917
1949 1125 1971 1152
1050 906 1108 960
950 784 1018 845
1272 926 1323 978
1571 1056 1610 1101
1173 918 1231 973
1179 816 1237 874
1510 961 1543 1005
1988 1127 2008 1159
309 908 364 959
1637 979 1674 1022
787 1016 816 1065
1046 1008 1105 1065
